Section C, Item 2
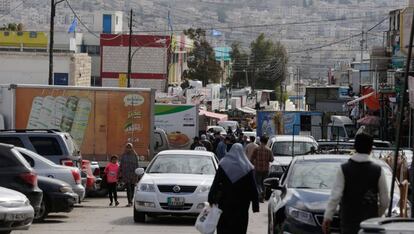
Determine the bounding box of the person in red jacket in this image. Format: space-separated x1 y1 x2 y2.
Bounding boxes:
104 155 120 206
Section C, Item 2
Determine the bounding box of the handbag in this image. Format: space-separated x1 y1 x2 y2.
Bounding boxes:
195 203 222 234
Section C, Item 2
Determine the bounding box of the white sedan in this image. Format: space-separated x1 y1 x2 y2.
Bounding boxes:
15 147 85 203
0 187 34 233
133 150 218 222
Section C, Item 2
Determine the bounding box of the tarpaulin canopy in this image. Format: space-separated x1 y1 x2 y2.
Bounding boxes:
199 109 228 121
347 92 375 105
237 107 256 115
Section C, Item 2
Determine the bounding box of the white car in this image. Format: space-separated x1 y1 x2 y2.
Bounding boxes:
15 147 85 203
206 126 226 135
0 186 34 233
267 135 318 178
133 150 218 222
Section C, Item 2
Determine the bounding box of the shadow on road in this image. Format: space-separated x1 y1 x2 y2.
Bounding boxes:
110 215 196 226
34 215 69 224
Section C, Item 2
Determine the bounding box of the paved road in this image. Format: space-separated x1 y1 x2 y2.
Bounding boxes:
16 192 268 234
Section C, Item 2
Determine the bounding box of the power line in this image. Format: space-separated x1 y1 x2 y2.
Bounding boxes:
131 14 388 34
65 0 122 41
0 0 25 21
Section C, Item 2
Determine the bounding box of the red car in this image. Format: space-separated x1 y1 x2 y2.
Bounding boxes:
81 160 97 194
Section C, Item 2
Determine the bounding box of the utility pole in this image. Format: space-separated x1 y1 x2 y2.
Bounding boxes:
127 9 133 88
49 0 64 85
359 29 365 94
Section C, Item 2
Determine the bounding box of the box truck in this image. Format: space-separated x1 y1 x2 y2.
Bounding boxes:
0 84 158 162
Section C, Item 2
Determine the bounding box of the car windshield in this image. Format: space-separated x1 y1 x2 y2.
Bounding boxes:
345 124 357 138
272 141 315 156
147 155 216 175
288 161 342 189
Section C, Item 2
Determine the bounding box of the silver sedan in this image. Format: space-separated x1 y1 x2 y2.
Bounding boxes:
0 187 34 234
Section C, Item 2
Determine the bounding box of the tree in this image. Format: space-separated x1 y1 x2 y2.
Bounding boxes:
183 28 223 85
230 42 248 87
249 34 288 95
0 23 24 31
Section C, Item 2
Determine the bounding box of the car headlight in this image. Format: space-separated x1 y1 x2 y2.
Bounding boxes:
60 186 74 193
0 200 27 208
137 183 156 192
198 185 211 193
287 207 316 226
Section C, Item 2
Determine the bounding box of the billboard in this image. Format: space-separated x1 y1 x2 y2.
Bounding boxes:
154 104 198 149
14 87 152 160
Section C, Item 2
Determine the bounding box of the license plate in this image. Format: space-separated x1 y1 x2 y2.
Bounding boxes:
167 197 185 206
5 213 27 221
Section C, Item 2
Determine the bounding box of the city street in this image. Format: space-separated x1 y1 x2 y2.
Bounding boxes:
15 192 268 234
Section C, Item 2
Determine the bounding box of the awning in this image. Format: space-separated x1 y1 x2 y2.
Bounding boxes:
237 107 256 115
199 110 228 121
347 92 374 105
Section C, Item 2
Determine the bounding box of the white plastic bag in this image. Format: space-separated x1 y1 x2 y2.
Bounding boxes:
195 203 222 234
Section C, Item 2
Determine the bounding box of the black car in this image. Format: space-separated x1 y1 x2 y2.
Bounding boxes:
0 143 43 216
265 154 405 234
35 176 78 221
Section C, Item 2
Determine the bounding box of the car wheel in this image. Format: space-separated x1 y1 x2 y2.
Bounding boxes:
87 187 109 197
133 206 146 223
34 199 49 222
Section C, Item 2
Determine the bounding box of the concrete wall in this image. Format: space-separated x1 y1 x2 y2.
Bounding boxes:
0 51 91 86
0 52 70 85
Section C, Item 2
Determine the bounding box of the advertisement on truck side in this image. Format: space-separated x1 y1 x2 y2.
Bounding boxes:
257 111 323 138
154 104 198 149
14 87 153 160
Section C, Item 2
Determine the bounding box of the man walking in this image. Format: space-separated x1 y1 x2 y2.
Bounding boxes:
245 136 258 160
216 136 231 160
250 136 274 202
322 132 390 234
200 134 213 152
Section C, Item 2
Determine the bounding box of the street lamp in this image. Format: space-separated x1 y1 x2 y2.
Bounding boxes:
48 0 65 85
127 38 167 87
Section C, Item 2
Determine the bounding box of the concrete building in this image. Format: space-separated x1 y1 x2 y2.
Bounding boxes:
0 31 91 86
100 34 170 90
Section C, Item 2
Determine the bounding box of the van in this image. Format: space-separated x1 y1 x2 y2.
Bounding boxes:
327 116 357 140
218 121 239 132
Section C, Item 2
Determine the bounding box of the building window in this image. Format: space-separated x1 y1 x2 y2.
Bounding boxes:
116 16 119 25
29 32 37 38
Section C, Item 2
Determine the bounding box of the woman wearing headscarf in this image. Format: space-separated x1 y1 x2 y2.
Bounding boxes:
119 143 140 207
208 143 259 234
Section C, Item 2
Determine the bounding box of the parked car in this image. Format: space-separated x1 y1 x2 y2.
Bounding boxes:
0 186 34 234
242 131 256 139
359 218 414 233
15 147 85 203
206 126 226 135
35 176 78 221
81 160 98 196
0 129 82 168
133 150 218 223
217 121 239 132
0 143 43 217
267 135 318 178
266 154 407 234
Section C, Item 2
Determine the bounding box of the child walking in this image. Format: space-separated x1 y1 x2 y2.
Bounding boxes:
104 155 120 206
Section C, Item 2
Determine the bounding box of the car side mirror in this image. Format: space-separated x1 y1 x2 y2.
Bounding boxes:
135 168 145 176
264 177 281 190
